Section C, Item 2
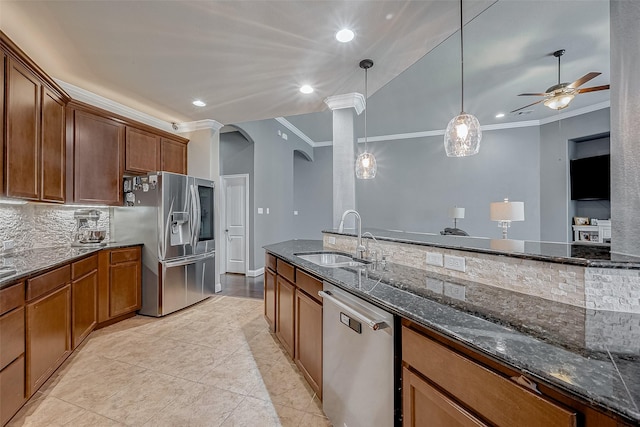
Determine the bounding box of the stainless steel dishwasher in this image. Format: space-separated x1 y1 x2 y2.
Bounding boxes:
320 281 395 427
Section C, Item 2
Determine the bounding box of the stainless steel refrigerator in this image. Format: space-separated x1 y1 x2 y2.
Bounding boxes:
112 172 216 316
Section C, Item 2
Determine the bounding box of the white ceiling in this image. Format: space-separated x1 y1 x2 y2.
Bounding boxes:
0 0 610 143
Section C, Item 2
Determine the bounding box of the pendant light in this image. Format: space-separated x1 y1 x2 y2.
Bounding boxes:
444 0 481 157
356 59 377 179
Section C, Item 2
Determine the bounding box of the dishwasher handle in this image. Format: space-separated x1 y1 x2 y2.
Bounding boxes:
318 290 387 331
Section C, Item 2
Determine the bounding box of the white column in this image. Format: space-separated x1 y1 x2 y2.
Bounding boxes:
611 0 640 258
324 93 365 228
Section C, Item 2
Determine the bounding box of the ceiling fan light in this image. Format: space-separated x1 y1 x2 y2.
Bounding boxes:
355 152 376 179
544 94 575 110
444 113 481 157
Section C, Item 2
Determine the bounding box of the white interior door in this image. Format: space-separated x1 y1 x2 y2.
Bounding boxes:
224 176 247 274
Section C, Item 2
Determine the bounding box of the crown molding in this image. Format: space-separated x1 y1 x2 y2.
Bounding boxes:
324 93 365 115
274 117 316 147
538 100 610 126
55 79 180 134
178 120 224 133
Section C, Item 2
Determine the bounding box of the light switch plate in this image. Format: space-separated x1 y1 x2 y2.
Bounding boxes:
426 252 444 266
257 208 263 214
444 254 466 272
327 236 336 245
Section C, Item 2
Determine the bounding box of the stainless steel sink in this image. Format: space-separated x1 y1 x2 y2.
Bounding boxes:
295 252 369 268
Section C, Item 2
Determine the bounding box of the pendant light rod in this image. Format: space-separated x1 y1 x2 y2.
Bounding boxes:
459 0 464 112
359 59 374 151
553 49 565 85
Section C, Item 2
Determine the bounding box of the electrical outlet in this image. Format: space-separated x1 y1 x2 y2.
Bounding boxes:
282 132 288 140
444 283 466 301
266 208 270 214
426 252 444 266
327 236 336 245
2 240 15 251
444 254 466 272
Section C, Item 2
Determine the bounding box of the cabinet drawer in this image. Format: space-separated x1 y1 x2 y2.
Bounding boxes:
110 247 140 265
277 259 295 283
72 254 98 280
0 355 26 427
0 282 24 316
296 269 322 303
266 253 277 272
27 265 71 301
0 307 24 370
402 326 577 427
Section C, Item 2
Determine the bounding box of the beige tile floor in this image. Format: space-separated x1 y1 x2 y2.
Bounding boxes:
8 295 331 427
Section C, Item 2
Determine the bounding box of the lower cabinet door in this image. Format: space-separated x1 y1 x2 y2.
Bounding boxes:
403 367 488 427
26 284 72 396
72 270 97 348
295 290 322 399
110 261 141 318
0 355 26 426
264 267 276 332
276 276 295 358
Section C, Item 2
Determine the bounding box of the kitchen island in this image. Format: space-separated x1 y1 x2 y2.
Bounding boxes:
264 239 640 426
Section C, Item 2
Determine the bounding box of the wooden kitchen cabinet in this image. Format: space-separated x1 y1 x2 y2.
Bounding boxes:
264 253 277 332
40 87 66 203
97 246 141 325
294 273 323 399
0 52 4 193
402 325 577 427
0 281 26 426
72 109 125 205
5 57 40 200
276 275 296 358
125 126 160 174
71 255 98 349
26 278 72 397
4 56 66 203
161 137 187 174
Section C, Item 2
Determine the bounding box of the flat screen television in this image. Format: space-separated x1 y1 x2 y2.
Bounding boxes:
570 154 610 200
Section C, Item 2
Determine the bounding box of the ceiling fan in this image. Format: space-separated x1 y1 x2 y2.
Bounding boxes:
511 49 609 113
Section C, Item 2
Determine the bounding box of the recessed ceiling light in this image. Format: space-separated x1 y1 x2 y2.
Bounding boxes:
495 113 505 118
300 85 314 94
385 13 394 20
192 100 206 107
335 29 355 43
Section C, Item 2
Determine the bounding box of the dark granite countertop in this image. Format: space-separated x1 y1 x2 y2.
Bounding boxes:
264 239 640 424
323 228 640 269
0 242 143 290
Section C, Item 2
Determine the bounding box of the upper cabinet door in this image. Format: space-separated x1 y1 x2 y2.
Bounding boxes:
0 53 5 194
6 57 41 200
73 109 124 205
161 138 187 174
125 127 160 174
41 87 65 203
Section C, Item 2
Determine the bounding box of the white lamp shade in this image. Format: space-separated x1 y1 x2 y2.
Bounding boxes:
490 200 524 222
490 239 525 252
448 207 465 219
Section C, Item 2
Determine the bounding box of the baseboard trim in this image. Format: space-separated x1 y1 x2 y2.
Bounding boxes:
247 267 264 277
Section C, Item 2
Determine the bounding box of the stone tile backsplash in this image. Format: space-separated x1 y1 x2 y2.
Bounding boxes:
0 204 110 250
324 233 640 313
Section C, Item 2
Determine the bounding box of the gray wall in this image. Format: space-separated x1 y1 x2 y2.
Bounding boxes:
611 0 640 258
293 146 333 239
355 126 541 241
540 109 610 243
233 119 313 270
220 130 255 268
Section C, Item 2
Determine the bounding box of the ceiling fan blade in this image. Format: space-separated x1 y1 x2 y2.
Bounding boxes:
567 72 601 89
517 92 550 97
510 99 544 113
577 84 610 93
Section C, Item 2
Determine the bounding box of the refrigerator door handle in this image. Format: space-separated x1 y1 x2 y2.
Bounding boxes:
189 184 200 249
163 252 213 268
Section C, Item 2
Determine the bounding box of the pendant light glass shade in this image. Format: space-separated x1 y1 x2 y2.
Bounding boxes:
356 59 376 179
444 0 481 157
355 152 377 179
444 112 481 157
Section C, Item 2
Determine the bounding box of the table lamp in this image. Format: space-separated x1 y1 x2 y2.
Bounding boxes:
448 207 465 229
490 198 524 239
